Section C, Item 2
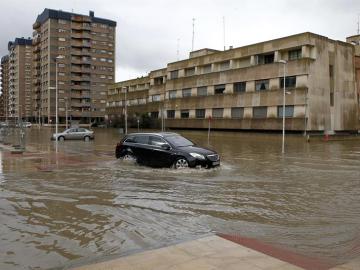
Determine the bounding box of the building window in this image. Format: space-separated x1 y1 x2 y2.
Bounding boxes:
197 86 207 96
212 108 224 118
195 109 205 119
154 77 163 85
170 70 179 79
231 107 244 118
169 90 177 99
329 92 335 107
288 49 302 60
185 67 195 76
59 19 67 24
167 110 175 118
329 65 334 77
181 110 189 118
233 82 246 93
214 84 226 94
255 80 269 91
58 37 66 42
219 61 230 71
277 105 294 118
151 111 159 118
256 53 275 64
280 76 296 88
253 106 267 118
202 64 212 74
152 94 160 102
182 88 191 97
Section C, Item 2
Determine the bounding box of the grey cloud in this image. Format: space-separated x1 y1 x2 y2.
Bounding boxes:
0 0 359 82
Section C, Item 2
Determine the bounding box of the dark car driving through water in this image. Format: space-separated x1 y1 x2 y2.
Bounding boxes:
115 132 220 169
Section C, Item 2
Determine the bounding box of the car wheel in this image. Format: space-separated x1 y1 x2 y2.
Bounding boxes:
84 136 90 142
174 157 189 169
58 136 65 141
122 152 137 162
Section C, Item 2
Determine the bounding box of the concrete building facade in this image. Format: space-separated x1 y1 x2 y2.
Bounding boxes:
346 34 360 123
32 9 116 124
0 55 10 120
7 38 33 120
107 32 360 133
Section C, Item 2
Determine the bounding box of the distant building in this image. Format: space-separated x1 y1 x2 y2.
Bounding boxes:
107 32 360 133
32 8 116 124
6 38 33 120
0 55 9 120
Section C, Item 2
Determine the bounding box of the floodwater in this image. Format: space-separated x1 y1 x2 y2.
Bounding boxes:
1 127 360 270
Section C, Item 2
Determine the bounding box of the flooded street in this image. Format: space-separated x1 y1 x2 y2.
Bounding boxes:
1 127 360 270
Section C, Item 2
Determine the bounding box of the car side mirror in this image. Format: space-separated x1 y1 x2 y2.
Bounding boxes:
161 144 171 150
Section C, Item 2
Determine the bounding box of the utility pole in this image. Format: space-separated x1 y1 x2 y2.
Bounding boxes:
192 18 195 52
223 16 226 51
177 38 180 61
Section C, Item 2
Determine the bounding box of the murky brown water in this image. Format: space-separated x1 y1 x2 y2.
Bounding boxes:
1 127 360 269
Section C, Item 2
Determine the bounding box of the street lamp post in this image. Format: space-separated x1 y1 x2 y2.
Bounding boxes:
123 87 128 134
279 60 287 154
54 55 64 152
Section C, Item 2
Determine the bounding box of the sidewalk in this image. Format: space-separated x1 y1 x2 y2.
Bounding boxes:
70 235 335 270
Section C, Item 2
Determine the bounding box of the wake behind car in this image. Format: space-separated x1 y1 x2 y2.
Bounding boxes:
51 127 94 141
115 132 220 169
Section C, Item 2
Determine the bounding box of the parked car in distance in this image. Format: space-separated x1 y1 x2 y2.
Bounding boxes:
51 127 94 141
24 122 32 128
115 132 220 169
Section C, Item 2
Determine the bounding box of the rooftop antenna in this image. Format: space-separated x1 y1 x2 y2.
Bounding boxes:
192 18 195 52
177 38 180 60
358 13 360 35
223 16 226 51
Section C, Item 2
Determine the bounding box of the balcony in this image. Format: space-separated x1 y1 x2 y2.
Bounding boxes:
33 45 40 52
72 32 91 39
33 78 41 85
71 92 91 99
71 23 91 31
82 41 91 47
71 15 91 23
71 75 91 82
32 37 40 45
71 101 91 107
71 49 91 57
71 84 91 90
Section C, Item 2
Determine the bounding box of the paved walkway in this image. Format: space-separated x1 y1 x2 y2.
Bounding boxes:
70 235 360 270
70 235 313 270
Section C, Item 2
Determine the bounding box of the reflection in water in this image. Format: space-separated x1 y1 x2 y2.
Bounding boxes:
0 128 360 269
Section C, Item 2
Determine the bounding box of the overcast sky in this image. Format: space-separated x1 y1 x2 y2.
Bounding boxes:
0 0 359 82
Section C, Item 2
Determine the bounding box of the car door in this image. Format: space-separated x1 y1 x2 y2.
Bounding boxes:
149 135 173 167
132 135 152 165
65 128 76 140
76 128 86 140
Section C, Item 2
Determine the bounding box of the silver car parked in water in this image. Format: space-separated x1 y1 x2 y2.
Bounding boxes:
51 128 94 141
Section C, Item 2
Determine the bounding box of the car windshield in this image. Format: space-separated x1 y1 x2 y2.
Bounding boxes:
166 135 194 147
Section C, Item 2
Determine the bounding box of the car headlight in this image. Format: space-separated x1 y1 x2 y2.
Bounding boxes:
189 153 205 160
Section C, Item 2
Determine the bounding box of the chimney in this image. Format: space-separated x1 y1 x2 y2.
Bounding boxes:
229 46 233 50
89 11 94 17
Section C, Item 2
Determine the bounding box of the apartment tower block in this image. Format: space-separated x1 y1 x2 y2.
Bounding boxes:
8 38 33 120
0 55 10 120
32 9 116 124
